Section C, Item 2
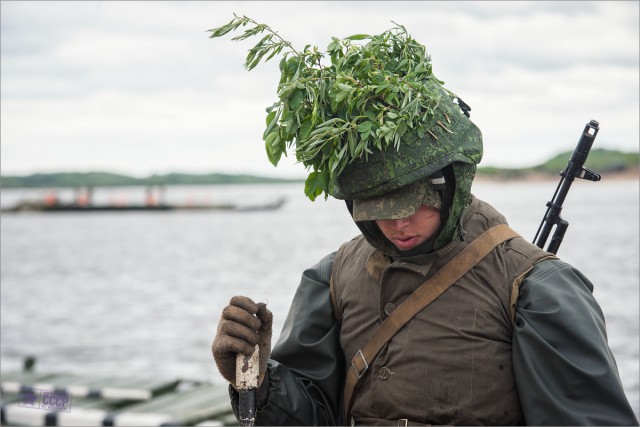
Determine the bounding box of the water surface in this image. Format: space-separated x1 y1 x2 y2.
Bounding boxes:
1 180 638 416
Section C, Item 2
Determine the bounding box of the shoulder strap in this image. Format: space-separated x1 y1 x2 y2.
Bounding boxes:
342 224 519 420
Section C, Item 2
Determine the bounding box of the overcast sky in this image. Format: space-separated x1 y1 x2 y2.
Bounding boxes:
1 1 638 178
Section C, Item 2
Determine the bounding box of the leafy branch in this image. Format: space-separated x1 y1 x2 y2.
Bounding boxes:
209 15 446 200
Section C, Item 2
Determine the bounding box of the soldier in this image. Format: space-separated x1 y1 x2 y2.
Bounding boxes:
210 20 638 426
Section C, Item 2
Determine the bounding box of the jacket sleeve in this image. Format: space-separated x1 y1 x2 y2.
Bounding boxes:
513 258 639 426
230 252 345 426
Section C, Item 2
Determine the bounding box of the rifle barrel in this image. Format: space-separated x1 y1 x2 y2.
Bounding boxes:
533 120 600 254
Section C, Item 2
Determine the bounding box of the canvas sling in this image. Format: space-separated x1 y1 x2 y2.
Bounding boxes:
342 224 520 421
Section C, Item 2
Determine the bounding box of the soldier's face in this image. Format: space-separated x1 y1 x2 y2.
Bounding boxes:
375 205 441 251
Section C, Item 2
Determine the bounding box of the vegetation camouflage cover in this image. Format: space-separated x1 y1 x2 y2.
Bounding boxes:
208 15 483 202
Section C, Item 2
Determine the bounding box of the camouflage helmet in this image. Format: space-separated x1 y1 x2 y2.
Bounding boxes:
331 79 482 200
331 79 483 250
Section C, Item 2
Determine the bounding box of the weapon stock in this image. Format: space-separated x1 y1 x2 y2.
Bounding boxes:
533 120 602 254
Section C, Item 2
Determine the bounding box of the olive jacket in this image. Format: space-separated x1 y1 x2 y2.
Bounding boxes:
229 197 638 426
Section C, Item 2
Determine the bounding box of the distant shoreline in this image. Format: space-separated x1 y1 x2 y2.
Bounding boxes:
2 168 637 189
0 172 303 189
475 166 639 183
2 148 638 188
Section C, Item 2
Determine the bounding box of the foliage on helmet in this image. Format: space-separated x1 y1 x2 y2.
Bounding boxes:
208 14 475 201
331 79 482 200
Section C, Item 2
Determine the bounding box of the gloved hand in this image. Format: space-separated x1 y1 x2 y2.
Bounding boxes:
212 296 273 388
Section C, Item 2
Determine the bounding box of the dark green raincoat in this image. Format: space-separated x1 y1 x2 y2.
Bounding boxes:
227 196 638 426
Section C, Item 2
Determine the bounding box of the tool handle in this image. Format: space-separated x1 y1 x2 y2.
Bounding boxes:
236 345 259 426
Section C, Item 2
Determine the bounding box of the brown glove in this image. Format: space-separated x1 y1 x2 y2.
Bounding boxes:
212 295 273 388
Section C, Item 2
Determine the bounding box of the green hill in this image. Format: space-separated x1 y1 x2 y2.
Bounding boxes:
0 171 302 189
477 148 639 179
1 149 637 188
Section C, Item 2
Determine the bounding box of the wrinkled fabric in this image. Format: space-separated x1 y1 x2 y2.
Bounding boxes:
332 197 553 425
226 221 638 426
233 253 345 425
227 252 637 425
513 259 639 426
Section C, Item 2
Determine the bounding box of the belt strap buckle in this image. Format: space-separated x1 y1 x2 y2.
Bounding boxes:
351 349 369 379
398 419 409 426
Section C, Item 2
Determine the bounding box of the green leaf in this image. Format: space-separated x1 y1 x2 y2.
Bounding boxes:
288 89 304 110
265 110 277 128
345 33 371 41
357 121 373 133
263 106 281 139
334 90 348 103
327 39 340 52
209 15 445 201
364 111 377 122
264 132 283 166
304 170 329 201
299 116 314 140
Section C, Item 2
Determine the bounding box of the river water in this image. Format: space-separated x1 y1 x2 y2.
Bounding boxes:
1 179 638 417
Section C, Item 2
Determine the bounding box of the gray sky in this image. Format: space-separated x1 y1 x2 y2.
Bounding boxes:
1 1 638 178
